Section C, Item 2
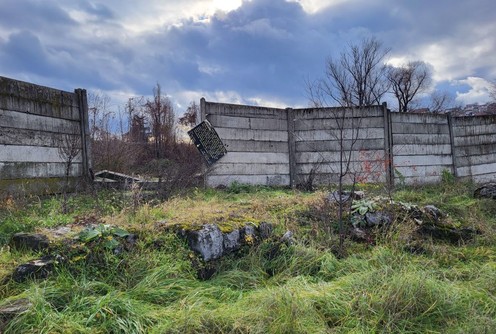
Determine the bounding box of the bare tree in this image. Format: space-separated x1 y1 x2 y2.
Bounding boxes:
308 37 390 107
88 92 112 141
57 133 82 213
144 84 176 159
490 80 496 101
179 101 199 128
428 90 458 113
387 61 431 112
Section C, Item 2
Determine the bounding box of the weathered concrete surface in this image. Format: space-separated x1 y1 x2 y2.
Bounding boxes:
0 76 90 198
203 99 496 187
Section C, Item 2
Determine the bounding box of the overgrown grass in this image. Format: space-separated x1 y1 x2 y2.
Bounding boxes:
1 182 495 333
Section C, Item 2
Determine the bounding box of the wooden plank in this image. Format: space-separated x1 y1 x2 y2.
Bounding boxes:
392 122 450 134
390 113 448 124
294 116 384 131
294 128 384 142
393 144 452 156
296 139 384 152
392 133 451 145
222 139 289 153
393 155 453 167
0 109 80 134
0 145 82 163
216 127 288 142
209 163 289 175
218 152 288 164
206 174 290 187
0 162 82 179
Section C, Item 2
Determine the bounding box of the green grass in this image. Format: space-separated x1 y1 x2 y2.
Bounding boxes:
1 183 495 333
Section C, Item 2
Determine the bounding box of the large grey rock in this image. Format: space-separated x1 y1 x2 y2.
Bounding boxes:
10 233 49 252
474 183 496 199
223 229 240 252
186 224 224 261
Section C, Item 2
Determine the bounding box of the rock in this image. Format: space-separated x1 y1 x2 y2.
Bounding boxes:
240 224 257 244
350 228 368 242
365 212 391 227
280 231 294 245
423 205 444 222
328 191 365 203
0 298 32 331
10 233 49 252
223 229 240 252
186 224 224 261
474 183 496 199
417 225 480 244
0 298 31 316
258 222 274 240
11 255 62 282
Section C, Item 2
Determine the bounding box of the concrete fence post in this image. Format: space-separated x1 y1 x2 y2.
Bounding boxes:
75 88 92 184
382 102 394 188
447 113 459 178
286 108 296 188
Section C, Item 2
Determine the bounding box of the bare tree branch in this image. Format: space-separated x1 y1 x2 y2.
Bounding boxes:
387 61 431 113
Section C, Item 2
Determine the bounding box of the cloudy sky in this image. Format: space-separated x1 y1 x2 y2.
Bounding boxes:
0 0 495 115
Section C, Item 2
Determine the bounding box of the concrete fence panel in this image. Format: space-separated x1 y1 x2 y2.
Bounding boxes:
202 99 496 187
0 76 91 197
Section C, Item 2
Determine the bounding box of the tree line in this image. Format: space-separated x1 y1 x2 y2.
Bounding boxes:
88 84 202 199
307 37 460 113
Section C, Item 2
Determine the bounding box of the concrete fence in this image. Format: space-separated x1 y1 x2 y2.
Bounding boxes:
0 76 91 197
201 98 496 187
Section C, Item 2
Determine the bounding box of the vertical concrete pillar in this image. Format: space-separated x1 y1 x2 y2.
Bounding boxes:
75 88 92 183
286 108 296 188
447 113 459 178
382 102 394 188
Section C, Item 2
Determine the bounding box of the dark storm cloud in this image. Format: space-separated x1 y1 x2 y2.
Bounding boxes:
0 0 76 30
0 0 494 109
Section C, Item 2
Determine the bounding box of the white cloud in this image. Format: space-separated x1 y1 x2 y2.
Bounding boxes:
455 77 493 104
287 0 348 13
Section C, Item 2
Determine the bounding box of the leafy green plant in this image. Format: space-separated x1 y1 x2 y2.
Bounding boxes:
78 224 130 250
351 199 378 215
441 168 456 184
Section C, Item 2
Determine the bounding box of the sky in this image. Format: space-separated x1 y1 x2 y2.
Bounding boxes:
0 0 495 117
